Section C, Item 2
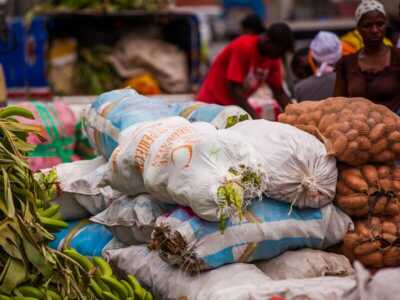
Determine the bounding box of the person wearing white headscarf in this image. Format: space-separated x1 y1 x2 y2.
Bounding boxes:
294 31 342 101
335 0 400 113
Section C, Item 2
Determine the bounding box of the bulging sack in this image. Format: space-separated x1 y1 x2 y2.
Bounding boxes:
150 197 353 274
342 215 400 269
91 194 173 245
279 97 400 166
84 88 251 159
256 249 354 280
49 220 113 257
106 117 267 223
335 164 400 217
229 120 337 208
52 157 121 220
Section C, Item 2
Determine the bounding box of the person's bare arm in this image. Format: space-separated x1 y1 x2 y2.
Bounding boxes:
228 81 257 118
271 87 291 109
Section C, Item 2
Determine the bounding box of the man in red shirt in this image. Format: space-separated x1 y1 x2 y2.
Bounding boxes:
197 23 294 118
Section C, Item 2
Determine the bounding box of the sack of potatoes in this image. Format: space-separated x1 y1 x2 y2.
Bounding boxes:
342 216 400 269
335 164 400 217
278 97 400 166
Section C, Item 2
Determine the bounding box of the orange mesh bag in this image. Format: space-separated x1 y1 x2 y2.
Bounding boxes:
278 97 400 166
342 216 400 269
335 164 400 217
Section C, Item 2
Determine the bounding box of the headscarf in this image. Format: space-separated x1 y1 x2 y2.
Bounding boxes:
309 31 342 77
355 0 386 24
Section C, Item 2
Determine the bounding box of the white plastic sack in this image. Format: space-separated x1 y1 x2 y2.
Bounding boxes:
256 249 354 280
152 198 353 273
91 194 173 245
53 157 121 220
104 245 356 300
229 120 337 208
343 262 400 300
106 117 267 222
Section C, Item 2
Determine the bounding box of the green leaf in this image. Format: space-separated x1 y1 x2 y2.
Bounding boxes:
2 168 15 218
0 257 27 294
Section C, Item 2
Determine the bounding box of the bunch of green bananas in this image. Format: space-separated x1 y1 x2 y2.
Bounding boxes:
63 249 153 300
0 105 91 298
34 170 68 232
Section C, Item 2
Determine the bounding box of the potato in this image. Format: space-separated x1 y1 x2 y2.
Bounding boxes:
388 131 400 143
373 196 388 215
354 241 381 256
373 150 396 163
378 166 391 179
367 118 377 129
332 132 348 155
355 222 374 239
369 111 383 123
369 124 387 142
386 201 400 216
382 233 398 243
347 141 359 151
352 205 370 217
342 170 368 192
336 180 355 195
369 138 389 155
336 194 368 210
325 122 351 137
383 247 400 267
285 104 301 115
392 180 400 191
319 113 337 133
392 167 400 180
382 221 398 235
358 251 384 268
391 143 400 154
346 129 359 141
385 118 397 132
361 165 379 186
297 113 311 124
357 136 371 151
352 120 370 136
379 179 392 191
343 233 361 250
310 110 323 123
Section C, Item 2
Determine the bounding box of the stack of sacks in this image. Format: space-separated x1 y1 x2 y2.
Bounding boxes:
279 97 400 269
83 88 250 159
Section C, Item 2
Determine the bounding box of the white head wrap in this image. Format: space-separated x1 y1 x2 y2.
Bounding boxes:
355 0 386 24
310 31 342 77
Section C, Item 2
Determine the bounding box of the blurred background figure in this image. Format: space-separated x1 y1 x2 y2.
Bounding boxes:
197 23 294 118
294 31 342 102
240 13 266 35
334 0 400 112
291 47 313 81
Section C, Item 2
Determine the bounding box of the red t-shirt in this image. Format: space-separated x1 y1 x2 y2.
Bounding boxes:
197 35 283 106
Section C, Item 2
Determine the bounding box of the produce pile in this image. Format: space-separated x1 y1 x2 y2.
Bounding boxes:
279 97 400 165
0 105 152 299
29 0 173 15
279 97 400 270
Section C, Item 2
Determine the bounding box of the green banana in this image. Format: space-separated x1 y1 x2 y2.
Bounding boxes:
0 106 34 119
39 204 60 218
121 280 134 298
14 297 40 300
101 291 120 300
0 295 12 300
39 216 68 231
94 275 111 293
63 249 94 272
45 290 61 300
93 257 113 277
89 279 105 300
144 291 153 300
16 286 44 298
101 276 129 299
127 275 145 299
